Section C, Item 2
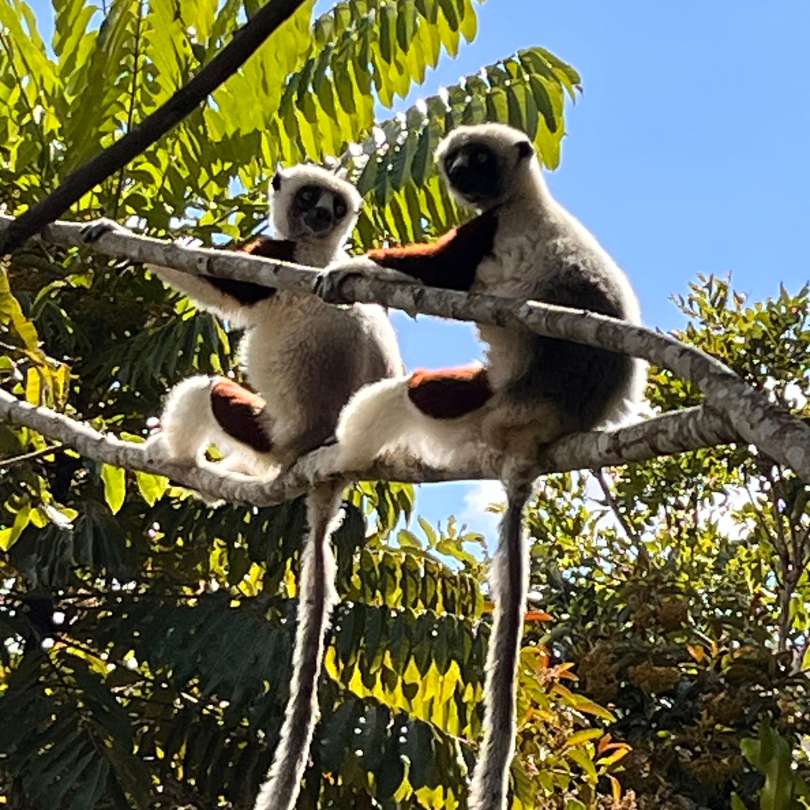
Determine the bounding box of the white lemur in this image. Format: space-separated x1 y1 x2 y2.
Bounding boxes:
318 123 644 810
83 165 402 810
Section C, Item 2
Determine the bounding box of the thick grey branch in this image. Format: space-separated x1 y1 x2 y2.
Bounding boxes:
0 388 734 506
1 213 807 481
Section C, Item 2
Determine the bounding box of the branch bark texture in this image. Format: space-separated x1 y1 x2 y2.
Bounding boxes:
2 214 807 483
0 0 308 256
0 389 735 506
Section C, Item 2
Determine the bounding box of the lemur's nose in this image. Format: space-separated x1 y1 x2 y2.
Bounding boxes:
447 152 470 180
304 206 333 232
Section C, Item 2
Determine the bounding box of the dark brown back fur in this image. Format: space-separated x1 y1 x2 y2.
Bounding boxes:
509 257 635 430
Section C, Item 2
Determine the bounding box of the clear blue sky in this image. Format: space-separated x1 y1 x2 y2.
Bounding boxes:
27 0 810 539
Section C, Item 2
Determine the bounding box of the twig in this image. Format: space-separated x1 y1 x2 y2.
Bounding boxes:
594 469 648 564
0 0 309 255
0 444 63 469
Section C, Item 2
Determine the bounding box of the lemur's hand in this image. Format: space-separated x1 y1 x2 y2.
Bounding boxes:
81 217 134 243
313 257 417 304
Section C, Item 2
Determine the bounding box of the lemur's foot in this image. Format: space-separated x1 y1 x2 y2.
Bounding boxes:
81 217 132 243
141 432 193 468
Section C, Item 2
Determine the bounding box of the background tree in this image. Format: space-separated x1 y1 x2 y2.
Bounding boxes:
527 279 810 809
0 1 808 809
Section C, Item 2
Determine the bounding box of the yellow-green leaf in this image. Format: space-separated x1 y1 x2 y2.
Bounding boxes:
101 464 126 514
563 728 603 749
0 502 31 552
135 471 169 506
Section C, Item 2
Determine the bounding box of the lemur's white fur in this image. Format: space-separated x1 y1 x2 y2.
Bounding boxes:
469 479 530 810
253 482 342 810
154 375 272 475
334 371 483 471
146 166 401 472
97 166 402 810
323 124 645 810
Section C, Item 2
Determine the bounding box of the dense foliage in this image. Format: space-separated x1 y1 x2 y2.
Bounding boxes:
528 279 810 809
0 0 808 808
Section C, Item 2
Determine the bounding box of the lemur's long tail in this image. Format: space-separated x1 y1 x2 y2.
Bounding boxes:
253 483 343 810
468 479 532 810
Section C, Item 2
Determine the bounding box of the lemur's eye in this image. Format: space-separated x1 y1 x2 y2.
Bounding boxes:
297 186 319 205
333 197 347 220
475 148 491 164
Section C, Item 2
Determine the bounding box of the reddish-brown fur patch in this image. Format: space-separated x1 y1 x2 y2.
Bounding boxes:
240 236 297 261
367 208 499 291
210 380 272 452
407 363 493 419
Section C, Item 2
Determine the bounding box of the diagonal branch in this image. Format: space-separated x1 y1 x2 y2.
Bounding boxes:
0 0 309 256
0 444 64 469
2 213 807 482
0 387 735 506
594 469 642 545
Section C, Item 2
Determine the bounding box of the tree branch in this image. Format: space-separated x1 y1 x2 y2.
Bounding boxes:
595 470 642 543
0 0 309 255
0 444 64 469
0 388 736 506
1 213 807 482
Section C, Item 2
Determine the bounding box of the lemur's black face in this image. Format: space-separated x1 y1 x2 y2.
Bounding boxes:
293 185 348 236
443 143 500 204
442 136 534 210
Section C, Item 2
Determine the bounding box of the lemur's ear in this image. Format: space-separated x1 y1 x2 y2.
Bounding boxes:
271 168 284 191
516 140 534 161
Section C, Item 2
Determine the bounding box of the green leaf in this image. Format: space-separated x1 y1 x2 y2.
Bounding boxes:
566 746 598 783
418 516 438 547
135 471 169 506
744 725 797 810
563 728 603 749
100 464 126 514
398 529 423 550
0 501 31 552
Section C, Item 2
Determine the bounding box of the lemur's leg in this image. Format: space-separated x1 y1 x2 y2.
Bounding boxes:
333 364 493 469
208 379 272 453
480 401 567 463
406 364 493 417
145 377 273 475
143 376 221 466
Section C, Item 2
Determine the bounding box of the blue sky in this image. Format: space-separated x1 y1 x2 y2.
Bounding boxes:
26 0 810 539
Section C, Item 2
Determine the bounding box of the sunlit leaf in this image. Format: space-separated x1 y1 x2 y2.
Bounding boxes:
100 464 126 514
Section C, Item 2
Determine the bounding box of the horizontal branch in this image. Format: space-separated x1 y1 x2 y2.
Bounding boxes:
0 388 734 505
1 214 808 483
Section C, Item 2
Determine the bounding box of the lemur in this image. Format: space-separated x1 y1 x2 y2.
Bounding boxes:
83 165 402 810
318 123 644 810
